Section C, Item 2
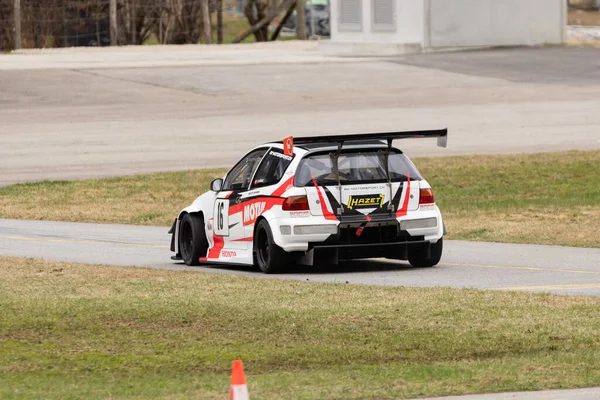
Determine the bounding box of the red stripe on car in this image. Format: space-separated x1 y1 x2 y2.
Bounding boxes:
203 233 225 261
271 176 294 197
396 173 411 218
229 197 285 226
311 177 338 221
231 237 254 242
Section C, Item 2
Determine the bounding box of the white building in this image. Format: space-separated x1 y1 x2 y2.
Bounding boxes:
319 0 567 55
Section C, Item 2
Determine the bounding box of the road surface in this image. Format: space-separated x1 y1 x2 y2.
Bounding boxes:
422 386 600 400
2 218 599 297
1 44 599 185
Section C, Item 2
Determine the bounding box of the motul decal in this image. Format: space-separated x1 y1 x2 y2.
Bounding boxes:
229 197 285 226
243 202 266 224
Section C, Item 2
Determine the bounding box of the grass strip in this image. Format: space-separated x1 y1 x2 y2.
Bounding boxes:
1 150 599 248
1 256 600 399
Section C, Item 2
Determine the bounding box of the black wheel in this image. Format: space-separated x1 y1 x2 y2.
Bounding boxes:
254 219 291 274
178 213 208 266
408 238 443 268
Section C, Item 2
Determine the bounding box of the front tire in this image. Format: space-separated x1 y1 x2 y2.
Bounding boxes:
254 219 290 274
408 238 443 268
178 213 208 266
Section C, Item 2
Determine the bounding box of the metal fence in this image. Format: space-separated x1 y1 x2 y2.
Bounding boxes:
1 0 243 51
0 0 331 51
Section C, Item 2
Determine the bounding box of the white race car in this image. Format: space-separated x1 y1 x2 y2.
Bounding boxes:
169 129 448 273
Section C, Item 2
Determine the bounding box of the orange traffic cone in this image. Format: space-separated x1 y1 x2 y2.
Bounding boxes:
229 360 249 400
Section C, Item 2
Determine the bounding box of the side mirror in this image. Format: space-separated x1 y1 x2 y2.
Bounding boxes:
211 178 223 192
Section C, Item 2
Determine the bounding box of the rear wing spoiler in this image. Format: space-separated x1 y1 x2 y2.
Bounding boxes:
283 129 448 218
292 128 448 148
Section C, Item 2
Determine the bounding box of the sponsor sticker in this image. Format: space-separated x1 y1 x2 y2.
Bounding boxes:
347 194 385 210
221 250 237 258
343 185 387 191
270 150 293 161
289 211 310 218
243 201 266 224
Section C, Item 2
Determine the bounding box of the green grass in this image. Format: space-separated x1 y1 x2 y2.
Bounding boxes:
1 150 599 248
1 256 600 399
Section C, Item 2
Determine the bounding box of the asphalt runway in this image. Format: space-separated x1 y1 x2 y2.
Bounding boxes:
2 218 599 297
1 44 600 185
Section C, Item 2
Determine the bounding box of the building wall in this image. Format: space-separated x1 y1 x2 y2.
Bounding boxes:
330 0 425 44
428 0 566 48
326 0 566 54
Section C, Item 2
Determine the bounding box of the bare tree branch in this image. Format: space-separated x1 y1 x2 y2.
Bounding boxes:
270 0 295 41
234 0 294 43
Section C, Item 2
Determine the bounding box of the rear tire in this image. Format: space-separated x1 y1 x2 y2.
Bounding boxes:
178 213 208 266
254 219 290 274
408 238 443 268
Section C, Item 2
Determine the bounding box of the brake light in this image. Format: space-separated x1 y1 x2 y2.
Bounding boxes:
419 188 435 205
282 195 309 211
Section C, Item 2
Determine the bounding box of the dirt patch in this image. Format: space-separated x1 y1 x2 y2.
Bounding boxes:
569 8 600 25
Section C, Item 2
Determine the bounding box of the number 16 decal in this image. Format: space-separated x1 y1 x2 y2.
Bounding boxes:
214 199 229 236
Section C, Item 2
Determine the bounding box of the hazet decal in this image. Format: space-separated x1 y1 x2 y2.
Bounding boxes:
243 201 266 224
347 194 385 210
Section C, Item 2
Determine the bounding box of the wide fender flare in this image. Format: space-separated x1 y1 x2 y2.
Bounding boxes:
426 205 445 242
173 192 216 253
255 208 287 249
435 204 446 236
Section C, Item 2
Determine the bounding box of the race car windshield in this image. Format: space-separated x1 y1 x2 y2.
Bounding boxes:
294 150 423 187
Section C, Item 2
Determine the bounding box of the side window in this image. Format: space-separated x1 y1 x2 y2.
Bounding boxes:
251 149 293 188
223 148 268 191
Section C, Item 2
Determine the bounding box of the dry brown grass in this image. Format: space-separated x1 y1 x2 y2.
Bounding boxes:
414 150 600 248
445 206 600 248
0 168 227 226
569 8 600 25
1 150 599 248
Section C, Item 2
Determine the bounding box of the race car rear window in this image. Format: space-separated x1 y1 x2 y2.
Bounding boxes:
294 149 423 187
251 149 294 188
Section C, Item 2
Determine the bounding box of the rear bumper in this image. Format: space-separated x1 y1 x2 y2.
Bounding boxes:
268 208 444 253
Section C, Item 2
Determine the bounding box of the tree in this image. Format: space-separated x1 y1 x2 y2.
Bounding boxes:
243 0 269 42
234 0 295 43
0 0 15 50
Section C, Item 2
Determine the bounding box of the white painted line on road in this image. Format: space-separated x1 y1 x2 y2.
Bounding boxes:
445 261 600 276
494 283 600 292
0 235 168 249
